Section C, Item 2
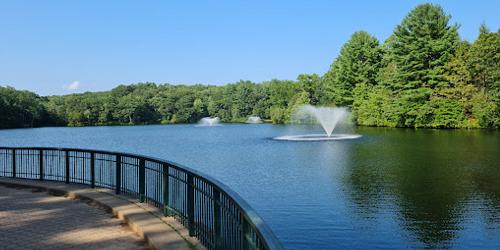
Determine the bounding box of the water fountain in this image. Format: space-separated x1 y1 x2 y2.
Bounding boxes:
274 105 361 141
246 116 262 124
197 117 221 126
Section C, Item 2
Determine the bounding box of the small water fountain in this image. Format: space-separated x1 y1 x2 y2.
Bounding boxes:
197 117 221 126
274 105 361 141
246 116 262 124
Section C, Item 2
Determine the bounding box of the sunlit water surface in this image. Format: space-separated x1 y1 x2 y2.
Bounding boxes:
0 124 499 249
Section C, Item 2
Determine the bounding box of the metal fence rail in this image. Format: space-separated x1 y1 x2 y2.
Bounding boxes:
0 147 282 250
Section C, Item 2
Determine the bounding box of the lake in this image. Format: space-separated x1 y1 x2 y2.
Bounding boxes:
0 124 499 249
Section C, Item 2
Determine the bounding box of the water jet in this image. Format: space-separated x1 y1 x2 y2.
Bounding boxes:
197 117 221 126
246 116 262 124
273 105 361 141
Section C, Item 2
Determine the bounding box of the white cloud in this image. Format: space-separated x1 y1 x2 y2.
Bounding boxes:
63 81 81 91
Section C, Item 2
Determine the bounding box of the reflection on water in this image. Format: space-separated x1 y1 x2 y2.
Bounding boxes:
0 125 498 249
343 128 500 249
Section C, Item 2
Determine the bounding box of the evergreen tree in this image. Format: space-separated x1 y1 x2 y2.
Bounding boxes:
467 25 500 128
323 31 383 106
468 24 500 92
388 3 459 90
441 41 476 127
370 3 461 127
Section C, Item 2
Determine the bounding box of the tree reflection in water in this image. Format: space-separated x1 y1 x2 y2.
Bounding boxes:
343 128 500 248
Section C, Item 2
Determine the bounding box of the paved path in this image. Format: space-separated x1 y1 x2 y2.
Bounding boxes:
0 185 149 250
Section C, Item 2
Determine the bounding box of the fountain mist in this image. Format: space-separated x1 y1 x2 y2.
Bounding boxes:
198 117 220 126
274 105 361 141
246 116 262 124
294 105 348 137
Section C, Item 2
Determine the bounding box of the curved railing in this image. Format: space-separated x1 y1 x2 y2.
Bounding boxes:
0 147 283 250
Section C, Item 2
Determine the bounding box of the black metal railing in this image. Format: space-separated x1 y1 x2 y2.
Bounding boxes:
0 147 282 250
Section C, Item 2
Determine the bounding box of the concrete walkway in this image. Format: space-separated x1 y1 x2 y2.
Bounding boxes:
0 178 202 250
0 185 147 250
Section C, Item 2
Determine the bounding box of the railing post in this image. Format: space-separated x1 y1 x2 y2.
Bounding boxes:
39 149 43 180
90 152 95 188
213 189 222 249
65 150 70 183
139 158 145 202
11 149 16 178
187 174 195 236
162 163 170 216
116 154 121 194
242 218 254 250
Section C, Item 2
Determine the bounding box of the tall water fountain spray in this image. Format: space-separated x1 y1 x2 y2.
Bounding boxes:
274 105 361 141
198 117 220 126
296 105 347 137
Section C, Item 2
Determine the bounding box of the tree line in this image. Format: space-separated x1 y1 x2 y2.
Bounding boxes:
1 4 498 129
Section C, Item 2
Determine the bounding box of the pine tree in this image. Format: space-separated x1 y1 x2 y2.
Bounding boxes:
373 4 461 127
388 3 459 90
467 25 500 128
322 31 383 106
440 41 476 127
467 24 500 92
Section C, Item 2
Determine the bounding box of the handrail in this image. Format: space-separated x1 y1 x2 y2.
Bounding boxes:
0 146 283 250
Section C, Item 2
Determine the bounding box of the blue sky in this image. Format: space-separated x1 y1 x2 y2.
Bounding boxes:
1 1 499 96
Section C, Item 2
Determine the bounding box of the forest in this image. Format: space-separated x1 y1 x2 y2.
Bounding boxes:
1 4 499 129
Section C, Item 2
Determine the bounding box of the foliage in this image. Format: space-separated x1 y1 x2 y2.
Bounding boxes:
354 4 498 129
0 86 53 129
389 3 459 90
323 31 383 106
0 3 498 129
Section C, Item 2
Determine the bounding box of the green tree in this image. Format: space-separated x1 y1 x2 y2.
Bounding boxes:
388 3 459 90
368 3 461 128
297 74 322 105
323 31 383 106
468 24 500 91
114 94 158 124
270 106 287 124
467 25 500 128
